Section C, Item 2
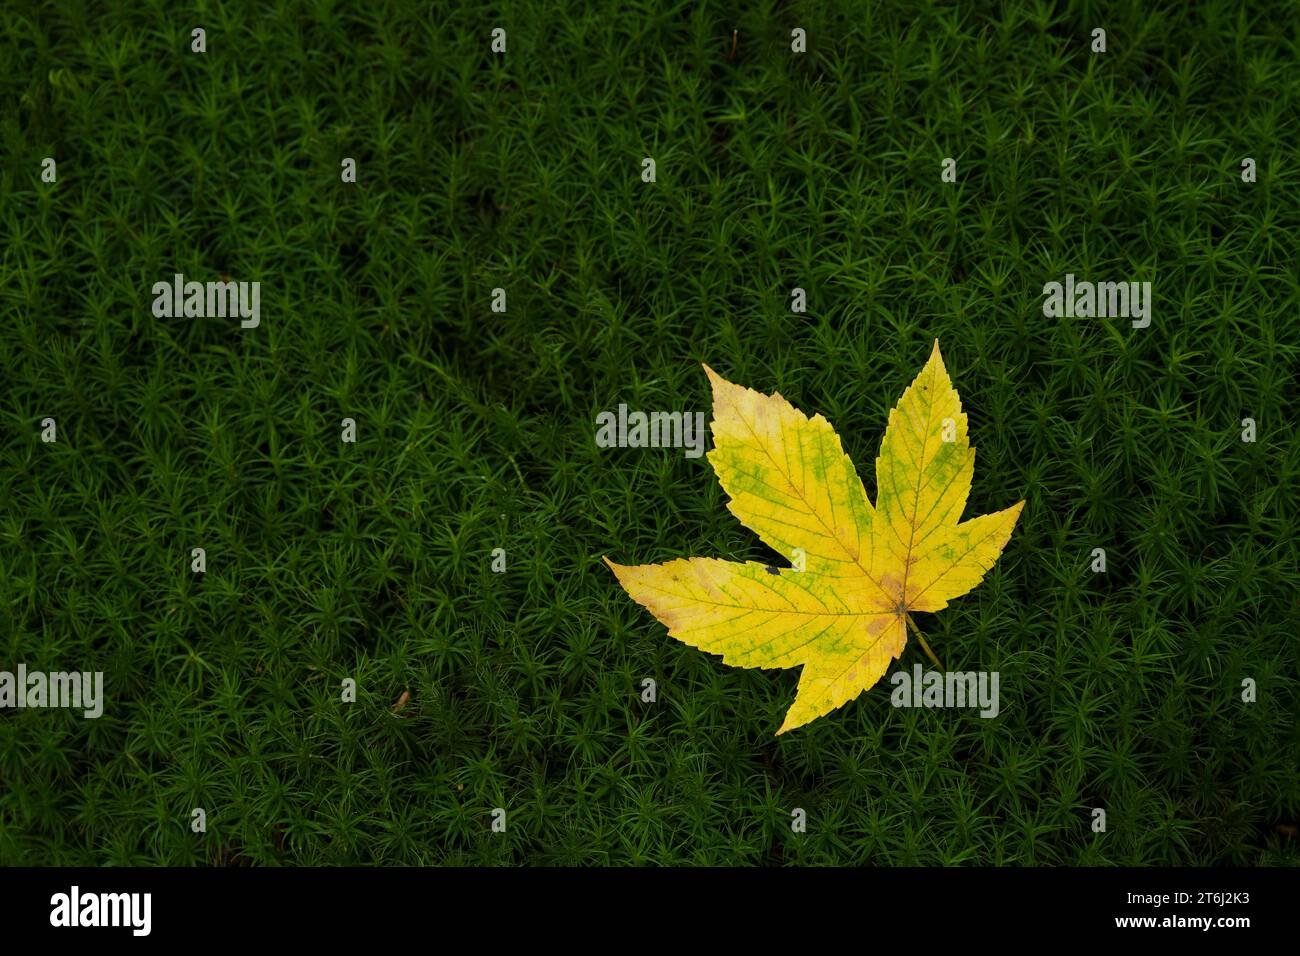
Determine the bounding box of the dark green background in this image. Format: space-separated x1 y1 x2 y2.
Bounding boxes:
1 0 1297 864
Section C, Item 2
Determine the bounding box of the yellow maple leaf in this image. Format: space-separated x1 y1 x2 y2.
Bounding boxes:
605 340 1024 734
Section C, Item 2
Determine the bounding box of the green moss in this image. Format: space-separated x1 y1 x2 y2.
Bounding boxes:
0 0 1296 865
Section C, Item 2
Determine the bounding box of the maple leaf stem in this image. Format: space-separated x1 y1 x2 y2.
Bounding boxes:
905 614 944 670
